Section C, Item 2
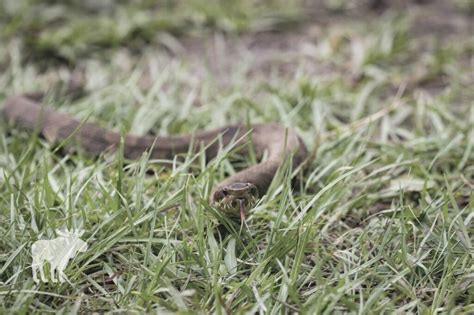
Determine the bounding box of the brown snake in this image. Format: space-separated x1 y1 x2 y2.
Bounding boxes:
2 92 307 222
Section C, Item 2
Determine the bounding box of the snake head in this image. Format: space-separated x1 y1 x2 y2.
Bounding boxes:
211 182 259 222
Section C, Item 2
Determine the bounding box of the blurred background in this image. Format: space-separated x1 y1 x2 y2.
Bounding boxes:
1 0 471 65
1 0 472 170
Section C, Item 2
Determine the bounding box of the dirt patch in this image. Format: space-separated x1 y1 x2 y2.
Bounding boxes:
22 1 471 98
161 0 472 92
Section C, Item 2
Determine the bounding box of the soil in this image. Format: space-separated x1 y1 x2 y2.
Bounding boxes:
167 0 472 94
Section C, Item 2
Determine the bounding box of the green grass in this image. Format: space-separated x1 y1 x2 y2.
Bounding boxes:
0 0 303 63
1 1 473 313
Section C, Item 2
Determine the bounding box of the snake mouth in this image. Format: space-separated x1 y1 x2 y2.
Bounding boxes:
211 182 259 222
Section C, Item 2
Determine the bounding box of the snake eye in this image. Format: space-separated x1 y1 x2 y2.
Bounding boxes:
222 189 228 196
212 190 225 202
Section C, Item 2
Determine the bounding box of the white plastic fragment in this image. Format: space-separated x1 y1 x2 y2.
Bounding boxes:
31 229 88 284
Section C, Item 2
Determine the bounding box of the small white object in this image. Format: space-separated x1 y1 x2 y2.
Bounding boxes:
31 229 88 284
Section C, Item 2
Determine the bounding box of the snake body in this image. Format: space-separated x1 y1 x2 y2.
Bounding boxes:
3 94 307 220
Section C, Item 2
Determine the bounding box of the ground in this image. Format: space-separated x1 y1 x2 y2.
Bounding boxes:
0 0 473 313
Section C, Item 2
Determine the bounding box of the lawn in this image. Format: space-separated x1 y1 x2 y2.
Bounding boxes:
0 0 473 313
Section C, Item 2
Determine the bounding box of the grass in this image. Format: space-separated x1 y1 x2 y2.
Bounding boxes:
0 0 303 63
0 1 473 313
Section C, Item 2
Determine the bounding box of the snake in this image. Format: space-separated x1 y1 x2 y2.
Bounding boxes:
2 92 307 222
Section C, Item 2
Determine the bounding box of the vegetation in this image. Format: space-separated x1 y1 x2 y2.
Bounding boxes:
0 0 472 313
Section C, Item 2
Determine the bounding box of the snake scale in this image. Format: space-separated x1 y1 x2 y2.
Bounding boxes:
2 91 307 222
